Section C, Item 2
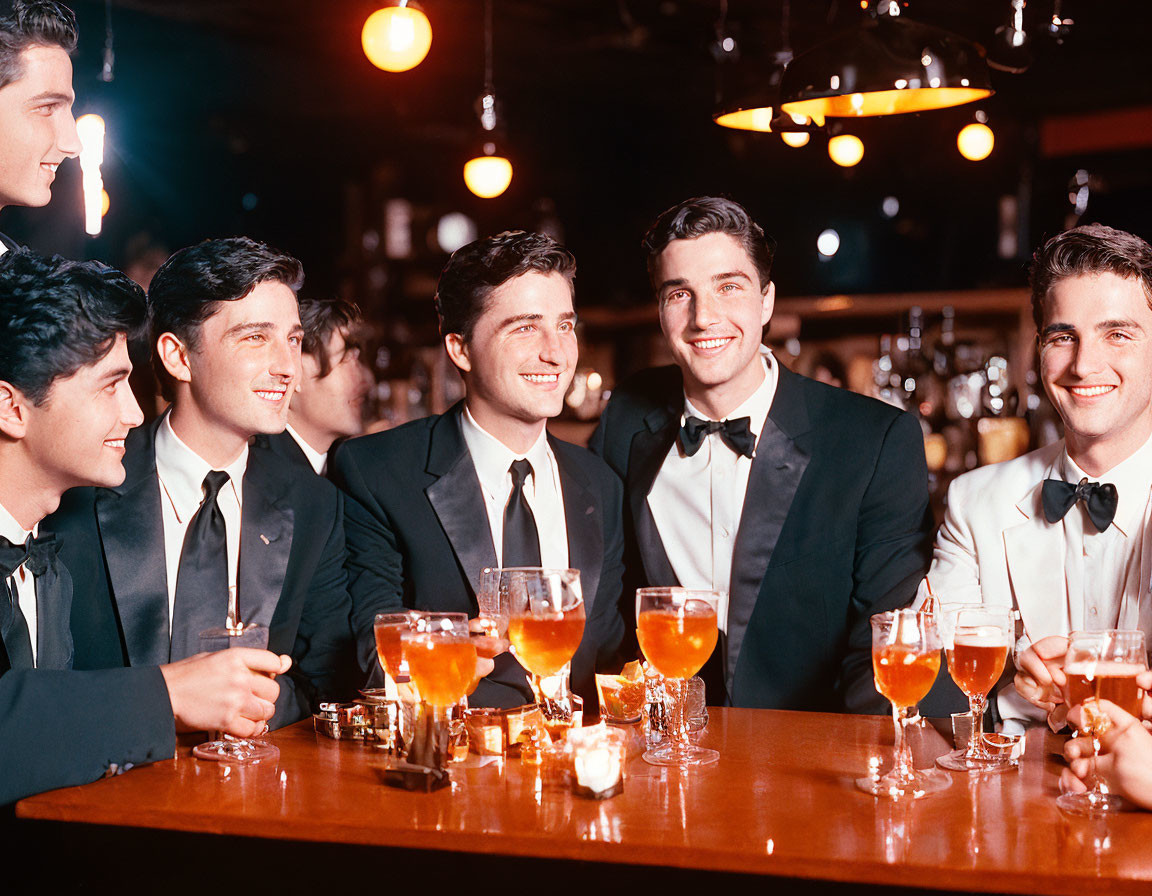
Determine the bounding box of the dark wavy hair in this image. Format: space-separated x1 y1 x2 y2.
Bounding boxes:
0 1 77 89
434 230 576 341
146 236 303 401
1029 224 1152 331
0 250 146 405
642 196 776 292
299 297 362 378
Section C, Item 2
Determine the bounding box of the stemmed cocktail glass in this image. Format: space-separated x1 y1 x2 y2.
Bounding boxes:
936 604 1014 772
1058 629 1146 815
858 609 949 798
635 587 720 768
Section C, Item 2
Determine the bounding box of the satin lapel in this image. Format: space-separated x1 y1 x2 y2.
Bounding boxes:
552 443 603 612
238 448 294 629
96 424 170 667
627 406 681 586
426 407 497 599
1005 473 1069 644
34 557 74 669
726 366 812 689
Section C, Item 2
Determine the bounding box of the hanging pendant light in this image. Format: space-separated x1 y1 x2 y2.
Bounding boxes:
362 1 433 73
464 0 512 199
780 2 992 126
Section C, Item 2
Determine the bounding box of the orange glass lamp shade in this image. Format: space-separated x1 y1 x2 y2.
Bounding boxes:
362 3 432 73
957 122 994 160
780 15 992 125
714 105 776 132
464 144 512 198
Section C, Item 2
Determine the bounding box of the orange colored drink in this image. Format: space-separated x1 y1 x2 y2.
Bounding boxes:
508 612 585 677
1065 662 1144 719
946 640 1008 697
404 636 478 707
637 608 719 679
873 645 940 708
374 622 407 679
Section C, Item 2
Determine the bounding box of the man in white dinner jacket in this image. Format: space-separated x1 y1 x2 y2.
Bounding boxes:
923 223 1152 733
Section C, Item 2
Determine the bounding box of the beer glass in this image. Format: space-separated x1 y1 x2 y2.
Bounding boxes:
636 587 720 767
373 611 416 684
857 609 949 798
936 605 1014 772
1057 629 1146 815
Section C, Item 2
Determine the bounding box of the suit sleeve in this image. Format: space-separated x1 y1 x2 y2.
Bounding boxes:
329 445 406 675
841 410 935 714
273 491 357 727
589 472 628 675
2 667 175 806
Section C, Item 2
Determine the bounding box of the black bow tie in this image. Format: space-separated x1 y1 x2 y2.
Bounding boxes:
1041 477 1118 533
0 532 62 579
679 415 756 459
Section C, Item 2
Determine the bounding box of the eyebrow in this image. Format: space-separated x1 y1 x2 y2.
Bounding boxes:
98 367 132 384
223 321 304 339
26 91 73 105
712 270 754 284
1041 318 1144 339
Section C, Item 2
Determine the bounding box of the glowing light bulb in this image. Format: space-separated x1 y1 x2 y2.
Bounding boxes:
781 131 810 148
362 4 432 72
76 114 105 236
828 133 864 167
464 145 513 198
957 122 994 161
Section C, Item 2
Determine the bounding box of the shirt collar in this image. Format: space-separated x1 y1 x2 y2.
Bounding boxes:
285 424 327 476
0 500 34 547
1061 431 1152 537
683 346 778 443
155 413 249 520
460 406 552 499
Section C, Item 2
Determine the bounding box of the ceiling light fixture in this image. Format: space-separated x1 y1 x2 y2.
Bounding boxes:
464 0 512 199
780 0 992 126
362 1 433 73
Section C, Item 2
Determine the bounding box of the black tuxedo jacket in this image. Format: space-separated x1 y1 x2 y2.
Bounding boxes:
329 403 628 710
45 418 358 726
0 557 176 805
589 363 933 713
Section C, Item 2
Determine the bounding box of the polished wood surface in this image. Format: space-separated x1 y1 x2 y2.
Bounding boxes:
18 709 1152 894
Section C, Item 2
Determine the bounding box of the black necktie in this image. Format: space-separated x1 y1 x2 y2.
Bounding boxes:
1042 477 1118 533
502 459 542 568
679 415 756 459
170 470 231 661
0 533 61 671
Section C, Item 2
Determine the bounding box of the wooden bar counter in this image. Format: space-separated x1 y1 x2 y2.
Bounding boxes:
17 709 1152 894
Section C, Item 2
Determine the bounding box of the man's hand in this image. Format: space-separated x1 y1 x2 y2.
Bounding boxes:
1062 699 1152 810
1013 634 1070 715
160 648 292 737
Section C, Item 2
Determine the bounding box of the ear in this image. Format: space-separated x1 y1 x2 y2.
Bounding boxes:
0 380 31 440
156 332 193 386
760 280 776 328
443 333 472 375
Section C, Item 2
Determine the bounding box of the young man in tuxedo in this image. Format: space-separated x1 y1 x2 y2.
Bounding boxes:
266 297 370 475
46 237 356 728
926 225 1152 733
331 231 626 709
590 196 934 713
0 251 289 804
0 1 80 252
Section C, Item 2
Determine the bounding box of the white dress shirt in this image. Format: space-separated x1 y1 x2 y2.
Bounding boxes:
460 407 568 569
0 501 37 665
647 347 778 632
1058 434 1152 635
155 415 248 634
285 424 327 475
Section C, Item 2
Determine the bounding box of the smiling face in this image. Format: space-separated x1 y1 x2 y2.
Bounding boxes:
163 280 303 466
21 333 143 498
289 325 370 453
446 271 577 453
654 232 774 419
0 46 79 210
1039 271 1152 475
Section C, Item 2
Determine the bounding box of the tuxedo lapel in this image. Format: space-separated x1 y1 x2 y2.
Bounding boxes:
33 558 74 670
238 448 295 629
96 422 169 667
1005 467 1070 643
552 442 604 612
726 366 812 690
425 407 497 599
627 404 681 586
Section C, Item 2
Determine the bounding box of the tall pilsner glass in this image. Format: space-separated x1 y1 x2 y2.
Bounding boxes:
1057 629 1147 815
937 605 1014 772
857 609 949 798
636 587 720 768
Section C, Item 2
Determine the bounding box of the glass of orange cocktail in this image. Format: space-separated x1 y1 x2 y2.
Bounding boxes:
858 609 949 798
936 605 1014 772
400 612 478 775
505 568 585 732
636 587 720 768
